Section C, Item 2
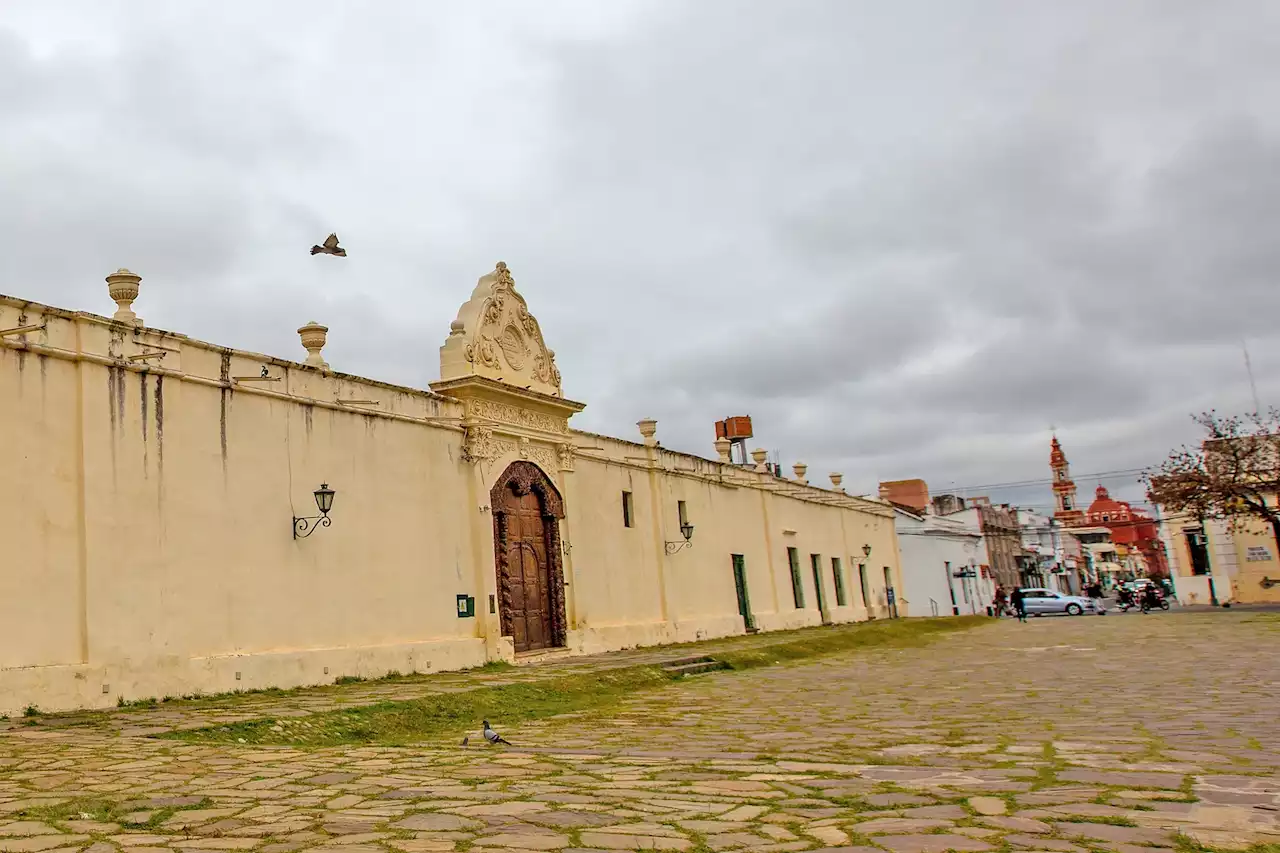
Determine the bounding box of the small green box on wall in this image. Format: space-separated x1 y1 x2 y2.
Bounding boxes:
456 594 476 618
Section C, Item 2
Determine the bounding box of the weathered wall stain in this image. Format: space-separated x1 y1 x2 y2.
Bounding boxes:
115 362 125 433
140 372 149 479
106 365 120 488
14 313 26 380
154 375 164 479
219 352 231 472
220 388 229 469
107 366 116 427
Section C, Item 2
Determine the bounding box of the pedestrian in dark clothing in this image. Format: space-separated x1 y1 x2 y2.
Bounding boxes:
993 585 1008 618
1010 586 1027 622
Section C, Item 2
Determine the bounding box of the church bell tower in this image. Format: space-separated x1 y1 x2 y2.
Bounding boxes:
1050 436 1083 525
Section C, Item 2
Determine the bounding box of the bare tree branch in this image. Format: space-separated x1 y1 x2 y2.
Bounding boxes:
1145 410 1280 548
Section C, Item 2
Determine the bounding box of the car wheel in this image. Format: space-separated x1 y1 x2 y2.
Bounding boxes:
1065 603 1083 616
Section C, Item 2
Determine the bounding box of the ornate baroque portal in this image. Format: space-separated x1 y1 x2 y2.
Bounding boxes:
490 461 567 652
432 262 585 653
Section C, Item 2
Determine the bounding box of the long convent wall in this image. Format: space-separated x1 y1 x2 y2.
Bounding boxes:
0 287 903 714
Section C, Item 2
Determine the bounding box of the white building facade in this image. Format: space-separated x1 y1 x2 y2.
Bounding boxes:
1018 509 1082 594
893 507 994 617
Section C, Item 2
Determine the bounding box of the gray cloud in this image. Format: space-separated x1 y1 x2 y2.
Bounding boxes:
3 0 1279 512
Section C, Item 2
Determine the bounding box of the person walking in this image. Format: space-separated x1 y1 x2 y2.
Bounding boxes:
993 585 1008 618
1010 586 1027 622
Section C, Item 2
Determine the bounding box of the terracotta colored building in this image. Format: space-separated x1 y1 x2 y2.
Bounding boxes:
1084 485 1168 578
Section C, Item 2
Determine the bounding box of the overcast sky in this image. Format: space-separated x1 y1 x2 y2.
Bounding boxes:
4 1 1279 510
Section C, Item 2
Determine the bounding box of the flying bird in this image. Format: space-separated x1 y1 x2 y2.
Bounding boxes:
310 233 347 257
482 720 510 746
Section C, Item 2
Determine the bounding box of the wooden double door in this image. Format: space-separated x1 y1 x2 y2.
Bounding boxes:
491 461 567 654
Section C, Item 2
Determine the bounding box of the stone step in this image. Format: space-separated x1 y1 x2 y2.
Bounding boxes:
513 648 574 666
663 659 729 677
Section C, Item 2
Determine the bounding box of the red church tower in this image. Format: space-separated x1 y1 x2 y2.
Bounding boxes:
1050 436 1084 526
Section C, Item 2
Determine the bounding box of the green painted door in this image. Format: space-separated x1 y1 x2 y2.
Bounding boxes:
731 555 755 631
810 553 828 621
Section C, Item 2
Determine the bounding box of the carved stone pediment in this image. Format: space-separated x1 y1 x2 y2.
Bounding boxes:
438 262 564 398
434 263 585 472
459 427 572 474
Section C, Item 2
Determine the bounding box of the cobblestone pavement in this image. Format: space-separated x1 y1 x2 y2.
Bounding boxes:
2 612 1279 853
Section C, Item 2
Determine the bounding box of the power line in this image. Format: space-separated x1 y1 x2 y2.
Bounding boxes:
940 467 1148 493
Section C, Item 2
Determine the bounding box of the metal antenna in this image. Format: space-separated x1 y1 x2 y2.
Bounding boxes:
1243 339 1261 414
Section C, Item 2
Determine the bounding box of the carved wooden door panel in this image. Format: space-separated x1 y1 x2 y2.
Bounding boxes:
500 488 553 652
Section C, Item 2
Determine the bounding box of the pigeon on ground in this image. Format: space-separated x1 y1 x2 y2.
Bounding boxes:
310 233 347 256
461 736 469 747
482 720 510 746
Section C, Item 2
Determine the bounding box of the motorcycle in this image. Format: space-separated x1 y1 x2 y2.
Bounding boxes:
1115 585 1169 613
1139 587 1170 613
1115 587 1138 612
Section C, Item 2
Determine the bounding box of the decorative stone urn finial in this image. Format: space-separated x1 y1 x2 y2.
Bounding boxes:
751 448 770 473
793 462 808 484
637 418 658 447
297 321 329 369
714 436 732 463
830 473 845 492
106 268 142 326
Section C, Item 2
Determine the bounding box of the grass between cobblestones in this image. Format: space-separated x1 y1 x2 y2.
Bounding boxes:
15 797 216 831
1175 839 1280 853
164 615 987 747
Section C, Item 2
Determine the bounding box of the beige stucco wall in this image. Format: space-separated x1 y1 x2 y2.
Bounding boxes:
1226 522 1280 603
0 283 902 714
1160 505 1280 605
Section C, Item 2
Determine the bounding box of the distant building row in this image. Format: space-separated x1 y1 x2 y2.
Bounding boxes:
881 437 1168 614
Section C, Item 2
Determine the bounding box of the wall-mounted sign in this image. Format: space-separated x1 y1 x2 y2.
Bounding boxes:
1246 546 1273 563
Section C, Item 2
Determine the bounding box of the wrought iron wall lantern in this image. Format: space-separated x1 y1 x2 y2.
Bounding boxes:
293 483 336 539
862 543 873 559
665 522 695 555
